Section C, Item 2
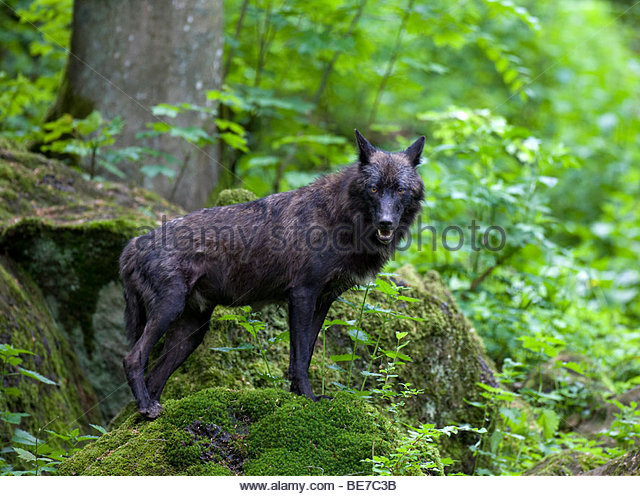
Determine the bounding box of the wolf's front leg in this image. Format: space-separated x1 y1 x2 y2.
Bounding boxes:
288 286 321 400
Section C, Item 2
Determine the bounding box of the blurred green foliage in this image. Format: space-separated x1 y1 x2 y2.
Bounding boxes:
0 0 639 475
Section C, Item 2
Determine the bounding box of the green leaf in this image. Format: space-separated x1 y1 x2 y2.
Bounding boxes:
538 176 558 188
13 447 36 463
151 104 182 118
18 367 57 386
268 331 289 344
396 295 420 302
559 361 585 375
272 134 347 149
35 443 53 455
76 435 99 442
330 353 360 362
168 126 212 143
44 430 71 441
139 164 177 179
489 429 503 453
0 344 35 358
323 319 356 327
518 335 564 357
214 118 245 135
41 114 74 142
75 110 102 135
12 428 41 446
537 408 559 439
219 131 248 152
210 343 254 352
477 383 520 402
206 88 249 111
360 371 383 377
146 121 172 133
375 277 398 295
348 328 372 345
382 350 412 362
0 412 29 424
246 156 279 168
97 157 127 179
90 424 107 435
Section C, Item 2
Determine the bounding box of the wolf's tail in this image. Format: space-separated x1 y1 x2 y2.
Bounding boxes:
120 242 147 345
123 284 146 345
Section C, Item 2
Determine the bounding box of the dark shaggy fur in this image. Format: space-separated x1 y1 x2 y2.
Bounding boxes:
120 130 425 418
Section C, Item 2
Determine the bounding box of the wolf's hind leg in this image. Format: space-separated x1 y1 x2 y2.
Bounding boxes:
123 282 187 419
145 309 213 403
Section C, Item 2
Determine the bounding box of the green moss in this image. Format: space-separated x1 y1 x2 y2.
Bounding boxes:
0 255 102 445
58 415 179 476
214 188 258 207
0 138 26 151
0 147 181 226
525 450 610 475
59 388 438 476
158 266 495 473
0 146 185 420
108 400 138 431
586 449 640 476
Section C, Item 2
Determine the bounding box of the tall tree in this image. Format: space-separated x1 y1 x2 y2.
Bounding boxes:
50 0 224 210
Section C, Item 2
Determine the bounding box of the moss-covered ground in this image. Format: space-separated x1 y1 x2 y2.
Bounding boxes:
159 265 496 473
525 450 610 475
59 388 442 476
586 449 640 476
0 255 102 442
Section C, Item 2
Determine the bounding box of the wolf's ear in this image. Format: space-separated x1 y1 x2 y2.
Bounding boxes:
355 129 376 165
405 136 425 167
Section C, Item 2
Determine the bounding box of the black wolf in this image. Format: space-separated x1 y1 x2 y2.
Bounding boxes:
120 130 425 418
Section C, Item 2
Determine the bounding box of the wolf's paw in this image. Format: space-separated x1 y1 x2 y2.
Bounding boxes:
139 400 163 419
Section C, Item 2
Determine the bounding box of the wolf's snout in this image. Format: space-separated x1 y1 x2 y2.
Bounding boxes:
376 219 395 244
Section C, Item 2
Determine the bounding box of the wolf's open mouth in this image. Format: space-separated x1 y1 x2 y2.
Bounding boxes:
376 228 394 244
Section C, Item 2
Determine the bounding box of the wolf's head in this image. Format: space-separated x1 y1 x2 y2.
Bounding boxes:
354 129 425 245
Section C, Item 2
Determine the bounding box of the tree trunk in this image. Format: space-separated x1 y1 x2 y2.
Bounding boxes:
50 0 224 210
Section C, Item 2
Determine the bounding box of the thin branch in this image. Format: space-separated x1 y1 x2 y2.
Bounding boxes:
467 250 515 293
223 0 251 81
366 0 415 131
254 1 275 88
89 145 97 179
312 0 368 105
169 150 191 203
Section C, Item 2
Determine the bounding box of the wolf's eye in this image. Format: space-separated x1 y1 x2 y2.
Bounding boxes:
370 186 378 193
397 187 405 194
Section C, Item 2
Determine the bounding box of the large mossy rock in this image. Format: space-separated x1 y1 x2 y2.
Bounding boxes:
0 255 102 439
528 448 640 476
586 449 640 476
158 264 496 472
0 148 183 420
59 388 442 476
525 450 610 476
